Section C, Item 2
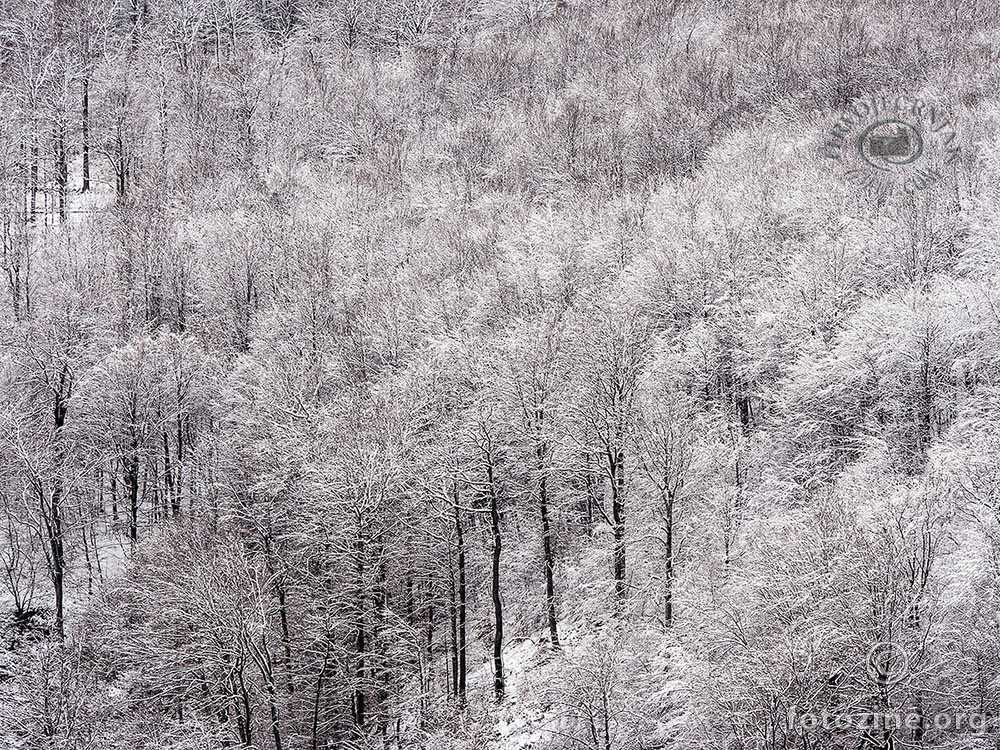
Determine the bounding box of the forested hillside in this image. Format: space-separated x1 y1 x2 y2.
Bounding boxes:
2 0 1000 748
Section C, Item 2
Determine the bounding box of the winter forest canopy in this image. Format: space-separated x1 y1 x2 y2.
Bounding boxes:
1 0 999 748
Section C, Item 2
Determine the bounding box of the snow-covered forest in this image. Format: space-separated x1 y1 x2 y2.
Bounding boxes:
1 0 999 748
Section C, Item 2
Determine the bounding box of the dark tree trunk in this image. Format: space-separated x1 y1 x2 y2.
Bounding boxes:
372 560 389 737
82 78 90 192
537 427 559 648
265 674 283 750
736 393 751 434
263 531 294 696
110 468 118 521
162 431 174 515
454 499 466 702
126 455 140 545
44 481 65 640
1 212 25 320
115 110 128 200
310 644 330 750
79 492 93 595
425 596 435 697
612 450 626 602
405 575 414 626
487 459 505 703
448 557 457 698
353 533 366 728
245 636 283 750
583 453 595 535
54 123 67 221
664 485 674 629
47 369 70 640
236 667 253 745
276 577 293 694
29 141 38 222
175 418 184 515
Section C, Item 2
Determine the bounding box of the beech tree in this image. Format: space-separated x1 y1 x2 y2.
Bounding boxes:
573 306 652 608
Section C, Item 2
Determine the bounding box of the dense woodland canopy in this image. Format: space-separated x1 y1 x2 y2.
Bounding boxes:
1 0 1000 748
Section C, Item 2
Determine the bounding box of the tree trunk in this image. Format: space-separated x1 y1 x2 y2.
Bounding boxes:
126 455 139 545
353 534 366 728
91 516 103 585
310 644 330 750
175 418 184 515
246 635 283 750
265 673 283 750
115 117 128 200
736 393 751 434
487 459 505 703
162 431 174 515
538 435 559 648
96 465 104 514
236 666 253 746
448 555 457 698
263 531 294 696
43 482 65 640
55 123 67 221
29 140 38 222
48 372 70 639
425 596 435 699
454 499 466 703
372 559 389 738
405 575 414 627
612 450 626 602
110 468 118 521
276 577 294 694
82 78 90 192
664 485 674 629
583 452 595 535
80 493 93 596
